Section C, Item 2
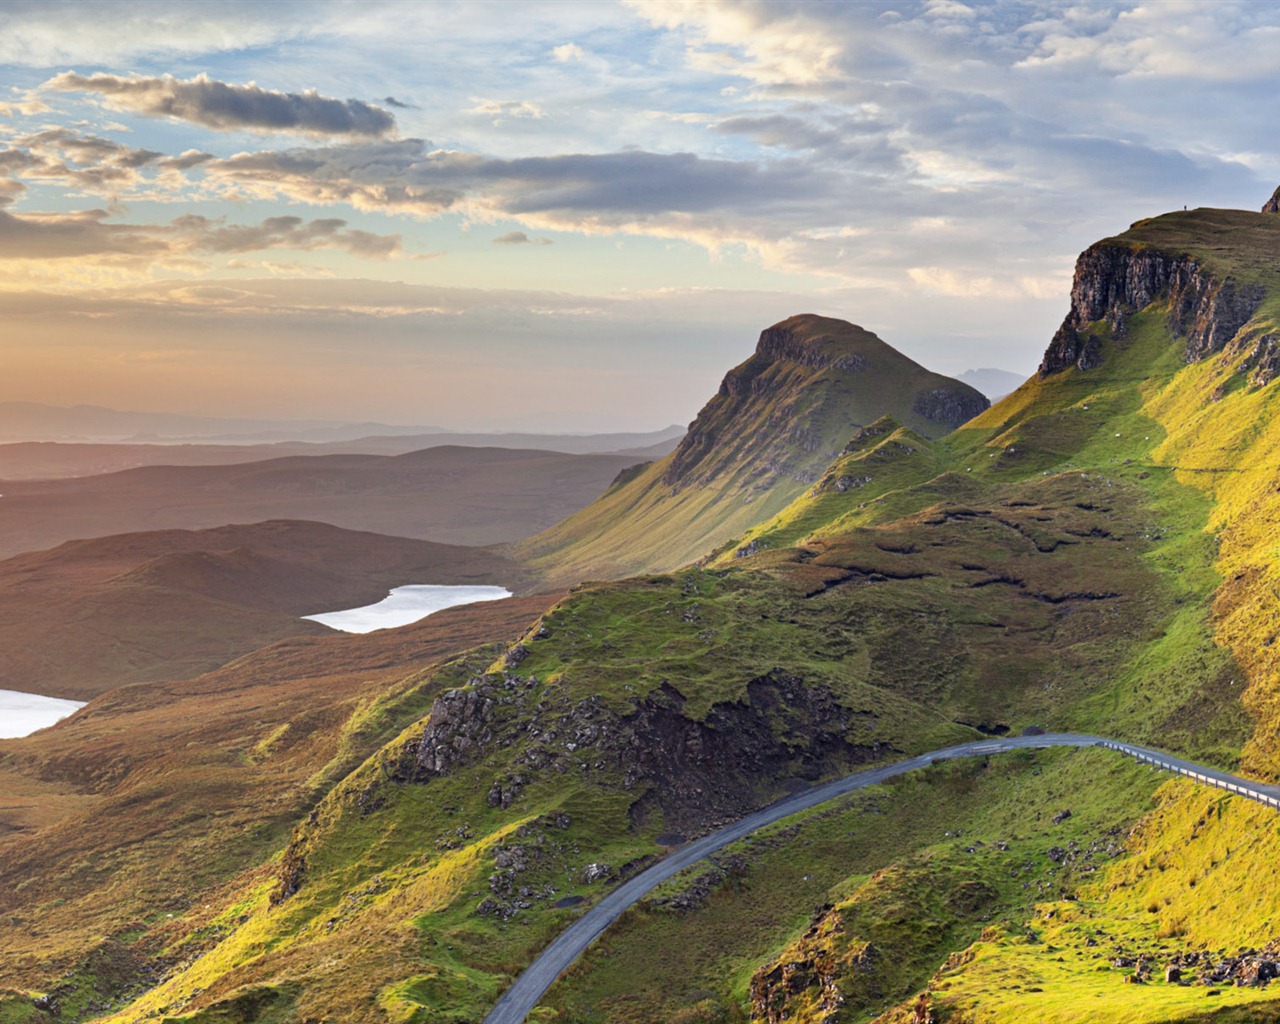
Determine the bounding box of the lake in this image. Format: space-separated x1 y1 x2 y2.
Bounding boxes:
303 584 512 634
1 689 87 739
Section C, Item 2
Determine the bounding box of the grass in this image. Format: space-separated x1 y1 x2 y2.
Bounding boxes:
516 315 987 586
18 206 1280 1024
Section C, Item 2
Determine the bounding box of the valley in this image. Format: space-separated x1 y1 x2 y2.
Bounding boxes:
5 199 1280 1024
0 445 648 560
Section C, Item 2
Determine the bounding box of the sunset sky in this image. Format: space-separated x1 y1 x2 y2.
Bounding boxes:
2 0 1278 430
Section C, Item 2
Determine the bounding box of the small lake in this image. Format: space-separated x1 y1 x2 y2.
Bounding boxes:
303 584 512 634
1 689 87 739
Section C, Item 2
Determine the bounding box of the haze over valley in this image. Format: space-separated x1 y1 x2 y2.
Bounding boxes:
7 5 1280 1024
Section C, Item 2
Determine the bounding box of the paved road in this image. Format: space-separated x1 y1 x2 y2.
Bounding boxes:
482 732 1280 1024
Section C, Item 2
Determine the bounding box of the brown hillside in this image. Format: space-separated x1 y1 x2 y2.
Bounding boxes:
0 519 527 700
0 591 560 991
0 445 644 559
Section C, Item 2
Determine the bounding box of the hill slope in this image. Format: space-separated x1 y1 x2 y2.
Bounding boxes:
0 446 643 559
0 427 685 481
517 314 988 585
0 519 527 700
11 206 1280 1024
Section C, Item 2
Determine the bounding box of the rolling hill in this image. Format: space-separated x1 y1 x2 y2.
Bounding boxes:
0 519 527 700
0 445 646 560
0 427 686 481
7 201 1280 1024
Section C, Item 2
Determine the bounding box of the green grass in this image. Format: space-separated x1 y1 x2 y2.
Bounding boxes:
80 205 1280 1024
541 748 1160 1023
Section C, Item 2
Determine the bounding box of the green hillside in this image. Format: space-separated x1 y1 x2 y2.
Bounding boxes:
7 205 1280 1024
515 314 988 587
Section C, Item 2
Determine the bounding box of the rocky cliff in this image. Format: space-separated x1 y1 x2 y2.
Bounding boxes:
666 315 987 493
1040 242 1265 375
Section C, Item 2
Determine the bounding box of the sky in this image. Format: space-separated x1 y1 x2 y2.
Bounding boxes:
1 0 1278 432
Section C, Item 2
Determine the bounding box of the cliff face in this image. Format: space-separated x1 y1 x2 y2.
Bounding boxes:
664 314 987 491
1040 243 1264 375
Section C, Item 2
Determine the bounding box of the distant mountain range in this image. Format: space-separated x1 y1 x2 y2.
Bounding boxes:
0 401 687 450
0 445 650 559
956 366 1027 400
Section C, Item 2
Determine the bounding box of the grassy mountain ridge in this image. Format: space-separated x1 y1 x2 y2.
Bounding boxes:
8 206 1280 1023
516 314 988 586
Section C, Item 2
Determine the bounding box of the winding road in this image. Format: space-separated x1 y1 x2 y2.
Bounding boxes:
482 732 1280 1024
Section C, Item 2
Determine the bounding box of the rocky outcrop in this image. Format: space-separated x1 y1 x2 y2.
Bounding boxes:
618 674 890 832
752 322 869 376
750 922 883 1024
412 670 885 830
1040 244 1265 375
911 386 989 430
1263 186 1280 214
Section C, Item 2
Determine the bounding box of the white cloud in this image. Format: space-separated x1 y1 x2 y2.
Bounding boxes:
466 98 548 125
0 2 293 66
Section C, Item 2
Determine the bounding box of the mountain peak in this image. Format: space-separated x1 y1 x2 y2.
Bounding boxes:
748 313 883 375
1264 185 1280 214
518 313 987 584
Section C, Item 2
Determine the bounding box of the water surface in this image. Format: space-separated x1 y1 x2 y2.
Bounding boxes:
0 689 87 739
303 584 512 634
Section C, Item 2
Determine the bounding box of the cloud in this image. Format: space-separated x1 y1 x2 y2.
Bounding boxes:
175 214 407 258
383 96 415 109
0 2 293 66
44 71 397 137
627 0 846 85
0 207 407 262
493 230 552 246
467 98 547 124
553 42 585 61
200 138 840 261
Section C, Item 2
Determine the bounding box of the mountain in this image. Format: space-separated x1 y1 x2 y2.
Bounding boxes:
956 366 1026 401
0 589 561 1019
0 401 447 444
516 313 989 584
0 445 646 559
0 427 687 481
0 519 527 700
9 202 1280 1024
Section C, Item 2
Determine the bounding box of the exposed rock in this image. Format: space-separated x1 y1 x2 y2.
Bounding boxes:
1040 244 1265 375
1052 808 1073 825
751 936 880 1024
911 993 937 1024
619 673 890 833
413 685 500 775
582 862 614 884
1263 186 1280 214
911 386 989 430
1165 965 1182 983
753 325 867 374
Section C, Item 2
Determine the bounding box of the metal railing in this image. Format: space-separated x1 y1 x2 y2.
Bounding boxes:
1095 739 1280 810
